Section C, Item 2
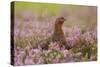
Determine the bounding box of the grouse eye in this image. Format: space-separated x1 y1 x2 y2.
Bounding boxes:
59 17 66 22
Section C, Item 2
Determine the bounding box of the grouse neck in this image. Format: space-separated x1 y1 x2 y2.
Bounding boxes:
54 22 64 35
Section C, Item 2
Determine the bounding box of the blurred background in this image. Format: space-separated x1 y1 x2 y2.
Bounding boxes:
14 1 97 29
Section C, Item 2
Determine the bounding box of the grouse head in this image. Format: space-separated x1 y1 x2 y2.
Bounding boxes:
55 17 66 25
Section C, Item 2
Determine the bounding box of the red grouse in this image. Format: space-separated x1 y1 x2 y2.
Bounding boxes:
37 17 71 50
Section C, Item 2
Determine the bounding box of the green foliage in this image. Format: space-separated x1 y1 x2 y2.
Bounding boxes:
44 50 63 63
15 37 27 48
47 50 63 58
80 43 97 61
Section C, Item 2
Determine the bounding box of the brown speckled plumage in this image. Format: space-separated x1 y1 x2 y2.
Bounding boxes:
37 17 71 50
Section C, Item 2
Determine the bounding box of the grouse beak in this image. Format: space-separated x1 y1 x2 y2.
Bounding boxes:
64 18 66 21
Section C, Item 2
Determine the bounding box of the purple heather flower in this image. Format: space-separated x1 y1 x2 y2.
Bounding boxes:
61 50 69 57
24 56 34 65
49 42 60 50
82 31 94 44
36 57 45 64
66 37 76 47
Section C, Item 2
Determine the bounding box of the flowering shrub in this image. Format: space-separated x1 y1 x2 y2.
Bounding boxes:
13 18 97 65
